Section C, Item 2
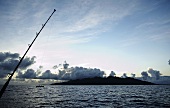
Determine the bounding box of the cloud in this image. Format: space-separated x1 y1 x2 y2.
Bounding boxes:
141 68 161 80
149 31 170 42
119 37 141 47
109 71 116 77
0 58 18 71
148 68 161 80
0 52 36 78
17 69 37 79
19 56 36 70
66 0 137 33
136 22 155 29
52 65 58 70
47 0 138 45
0 0 139 51
57 66 105 80
0 69 10 78
17 68 58 79
121 73 128 78
131 73 136 78
141 71 148 80
0 52 19 62
19 62 167 82
63 61 69 69
38 70 58 79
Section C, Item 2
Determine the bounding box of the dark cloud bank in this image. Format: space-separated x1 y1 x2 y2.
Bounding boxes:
0 52 105 80
17 64 105 80
141 68 161 80
1 52 169 84
0 52 36 78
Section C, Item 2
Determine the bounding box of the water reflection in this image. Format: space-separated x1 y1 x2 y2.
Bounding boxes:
0 85 170 107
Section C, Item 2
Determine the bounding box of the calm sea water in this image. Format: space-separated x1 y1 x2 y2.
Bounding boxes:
0 85 170 108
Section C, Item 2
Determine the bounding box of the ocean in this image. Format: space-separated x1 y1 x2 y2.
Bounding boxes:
0 85 170 108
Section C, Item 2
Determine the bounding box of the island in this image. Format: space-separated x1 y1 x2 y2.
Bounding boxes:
51 76 155 85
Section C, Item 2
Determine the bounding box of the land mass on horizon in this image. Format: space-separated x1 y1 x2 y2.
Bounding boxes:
51 76 155 85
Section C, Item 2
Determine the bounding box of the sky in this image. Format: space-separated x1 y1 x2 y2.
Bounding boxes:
0 0 170 80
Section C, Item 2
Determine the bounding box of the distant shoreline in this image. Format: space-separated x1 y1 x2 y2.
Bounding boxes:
51 76 155 85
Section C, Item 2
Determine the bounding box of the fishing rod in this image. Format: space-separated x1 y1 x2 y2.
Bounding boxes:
0 9 56 98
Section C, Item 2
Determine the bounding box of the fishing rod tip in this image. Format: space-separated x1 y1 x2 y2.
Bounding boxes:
54 9 56 12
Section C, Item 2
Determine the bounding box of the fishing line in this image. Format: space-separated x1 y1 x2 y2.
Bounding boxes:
39 12 54 70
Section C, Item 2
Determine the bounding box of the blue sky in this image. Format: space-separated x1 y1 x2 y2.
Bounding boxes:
0 0 170 77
